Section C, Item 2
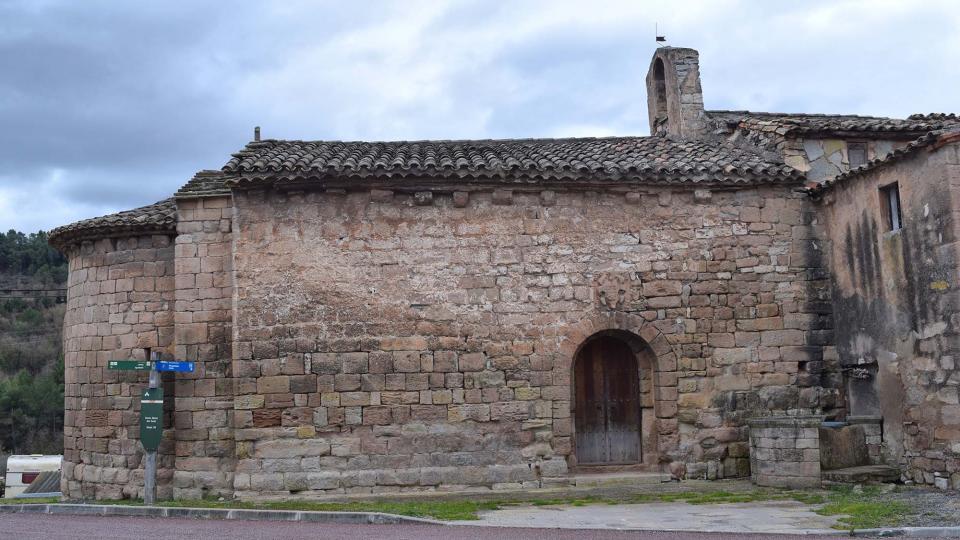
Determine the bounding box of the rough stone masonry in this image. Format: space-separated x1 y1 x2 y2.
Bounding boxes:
49 46 960 500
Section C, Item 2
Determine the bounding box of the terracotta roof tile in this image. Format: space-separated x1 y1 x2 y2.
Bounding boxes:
48 198 177 250
707 110 959 136
175 170 232 198
907 113 960 122
221 136 802 186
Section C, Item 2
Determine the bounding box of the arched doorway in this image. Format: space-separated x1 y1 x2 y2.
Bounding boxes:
574 334 642 465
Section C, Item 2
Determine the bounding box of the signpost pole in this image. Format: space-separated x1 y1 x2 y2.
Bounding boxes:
144 351 159 505
109 351 191 505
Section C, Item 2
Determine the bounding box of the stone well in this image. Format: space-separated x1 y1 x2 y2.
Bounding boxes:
748 416 823 489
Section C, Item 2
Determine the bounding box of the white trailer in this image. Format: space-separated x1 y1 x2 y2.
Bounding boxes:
3 455 61 498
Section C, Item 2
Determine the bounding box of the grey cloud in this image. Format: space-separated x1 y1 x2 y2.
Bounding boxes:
1 0 958 233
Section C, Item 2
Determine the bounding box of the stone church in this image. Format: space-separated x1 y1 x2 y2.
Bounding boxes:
50 47 960 499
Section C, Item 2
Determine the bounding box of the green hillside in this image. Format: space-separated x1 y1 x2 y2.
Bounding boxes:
0 230 66 455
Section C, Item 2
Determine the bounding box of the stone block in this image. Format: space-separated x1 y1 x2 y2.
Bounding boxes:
341 353 369 374
492 189 513 205
491 401 530 421
250 473 284 491
448 404 491 422
361 374 386 391
382 336 428 350
370 189 393 202
413 191 433 206
393 351 421 373
311 354 341 375
514 387 540 400
434 351 458 372
368 352 393 373
257 376 290 394
334 374 361 391
459 353 486 372
255 438 331 458
307 472 341 490
363 406 392 425
252 409 281 428
193 410 227 429
341 392 371 406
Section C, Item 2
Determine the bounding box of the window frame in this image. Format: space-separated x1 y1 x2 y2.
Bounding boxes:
879 182 903 232
848 141 868 169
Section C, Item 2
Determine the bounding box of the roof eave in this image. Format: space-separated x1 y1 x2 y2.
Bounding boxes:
222 171 805 191
48 225 176 252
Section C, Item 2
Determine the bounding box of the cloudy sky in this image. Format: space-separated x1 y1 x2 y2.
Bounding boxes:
2 0 958 233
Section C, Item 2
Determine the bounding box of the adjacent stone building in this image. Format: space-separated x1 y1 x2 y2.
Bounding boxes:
49 46 960 499
811 130 960 488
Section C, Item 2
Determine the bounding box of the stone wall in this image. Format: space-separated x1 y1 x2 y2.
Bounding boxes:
748 416 822 488
848 415 884 465
61 234 175 499
722 126 908 183
783 138 905 183
171 196 236 499
817 140 960 487
228 182 838 496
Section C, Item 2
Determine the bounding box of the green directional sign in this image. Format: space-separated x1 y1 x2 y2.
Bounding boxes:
108 360 152 371
139 387 164 451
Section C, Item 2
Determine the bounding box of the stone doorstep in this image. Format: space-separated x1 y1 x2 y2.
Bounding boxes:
821 465 901 485
570 471 670 488
0 503 443 526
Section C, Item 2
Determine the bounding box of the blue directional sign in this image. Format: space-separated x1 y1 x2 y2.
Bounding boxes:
155 361 195 373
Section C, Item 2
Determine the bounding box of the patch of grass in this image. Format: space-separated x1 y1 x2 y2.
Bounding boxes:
815 486 911 530
0 496 60 505
146 498 497 521
261 500 501 521
511 488 823 509
4 487 849 523
44 497 498 521
790 492 826 505
619 489 793 505
528 495 604 507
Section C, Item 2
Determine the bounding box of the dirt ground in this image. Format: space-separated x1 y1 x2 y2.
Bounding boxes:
883 486 960 527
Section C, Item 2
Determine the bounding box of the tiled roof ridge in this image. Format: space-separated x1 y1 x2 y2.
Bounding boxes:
709 109 901 120
175 169 232 198
48 198 177 251
907 113 959 121
708 109 959 135
242 134 650 146
807 128 960 196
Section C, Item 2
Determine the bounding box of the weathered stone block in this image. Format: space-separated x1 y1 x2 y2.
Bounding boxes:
341 353 369 374
257 376 290 394
393 351 421 373
255 438 331 458
452 191 469 208
458 353 485 372
252 409 282 428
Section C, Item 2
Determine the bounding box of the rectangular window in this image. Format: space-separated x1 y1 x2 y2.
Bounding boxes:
880 183 902 231
848 142 868 168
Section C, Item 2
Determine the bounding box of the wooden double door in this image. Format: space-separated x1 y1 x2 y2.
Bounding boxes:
574 336 641 465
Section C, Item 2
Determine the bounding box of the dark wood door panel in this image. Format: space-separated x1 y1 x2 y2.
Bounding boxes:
575 337 642 465
575 339 608 463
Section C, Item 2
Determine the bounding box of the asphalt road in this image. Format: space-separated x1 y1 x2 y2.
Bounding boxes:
0 513 854 539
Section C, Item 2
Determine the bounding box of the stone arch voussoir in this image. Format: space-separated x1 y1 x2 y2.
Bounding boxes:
563 311 682 466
